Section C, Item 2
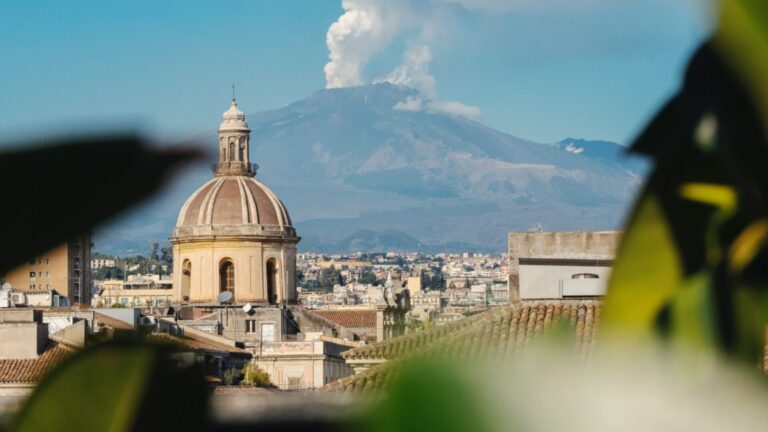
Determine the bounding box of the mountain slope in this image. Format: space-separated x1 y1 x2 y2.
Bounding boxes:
94 83 646 254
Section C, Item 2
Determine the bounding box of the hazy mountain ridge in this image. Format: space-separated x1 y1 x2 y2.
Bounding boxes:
94 83 646 254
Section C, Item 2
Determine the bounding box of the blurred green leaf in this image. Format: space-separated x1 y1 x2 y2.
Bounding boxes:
717 0 768 126
368 360 494 432
602 193 682 335
0 135 200 276
11 345 152 432
9 342 209 432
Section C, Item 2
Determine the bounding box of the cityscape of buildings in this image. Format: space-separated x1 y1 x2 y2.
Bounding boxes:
0 98 615 419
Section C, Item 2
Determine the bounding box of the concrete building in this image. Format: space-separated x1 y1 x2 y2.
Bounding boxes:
508 231 621 300
252 340 353 389
92 275 174 308
171 97 299 305
4 236 92 305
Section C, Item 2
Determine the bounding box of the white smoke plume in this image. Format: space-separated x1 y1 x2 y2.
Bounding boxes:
324 0 409 89
324 0 496 118
325 0 610 118
380 44 437 99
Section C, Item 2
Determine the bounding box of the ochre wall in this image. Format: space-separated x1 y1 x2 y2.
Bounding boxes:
172 240 297 304
5 244 70 297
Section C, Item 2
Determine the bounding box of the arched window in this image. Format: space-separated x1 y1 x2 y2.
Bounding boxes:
239 144 245 162
266 259 278 305
181 259 191 302
220 260 235 298
229 142 236 162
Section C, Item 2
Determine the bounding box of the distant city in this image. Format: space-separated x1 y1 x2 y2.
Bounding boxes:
86 249 510 327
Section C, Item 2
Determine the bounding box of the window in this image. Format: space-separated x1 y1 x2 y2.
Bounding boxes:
38 272 42 278
46 258 49 265
46 272 49 278
29 272 35 278
571 273 599 279
38 258 42 265
246 320 256 333
229 142 235 161
287 376 303 390
29 284 34 290
219 260 234 295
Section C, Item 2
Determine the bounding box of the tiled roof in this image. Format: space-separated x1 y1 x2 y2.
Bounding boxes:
0 342 73 384
310 310 377 328
326 300 601 393
144 333 250 357
94 312 134 330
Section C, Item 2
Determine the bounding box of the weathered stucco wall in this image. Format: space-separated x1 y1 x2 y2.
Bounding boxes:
508 231 621 301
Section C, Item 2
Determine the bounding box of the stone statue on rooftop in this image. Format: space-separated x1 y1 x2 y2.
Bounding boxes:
383 272 394 306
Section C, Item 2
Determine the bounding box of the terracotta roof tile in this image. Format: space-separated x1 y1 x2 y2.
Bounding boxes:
310 310 376 328
329 300 602 393
0 342 73 384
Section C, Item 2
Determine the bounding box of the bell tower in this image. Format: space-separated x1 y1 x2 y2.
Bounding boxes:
214 91 256 177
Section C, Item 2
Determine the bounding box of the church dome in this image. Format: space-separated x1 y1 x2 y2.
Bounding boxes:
174 176 294 236
171 95 299 307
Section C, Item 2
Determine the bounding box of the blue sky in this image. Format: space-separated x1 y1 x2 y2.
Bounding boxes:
0 1 711 146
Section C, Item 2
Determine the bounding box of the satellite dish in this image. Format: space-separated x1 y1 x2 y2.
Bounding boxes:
242 303 252 313
217 291 233 304
1 283 10 291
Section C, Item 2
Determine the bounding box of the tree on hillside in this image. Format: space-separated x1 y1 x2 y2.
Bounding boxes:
359 267 377 285
93 266 124 281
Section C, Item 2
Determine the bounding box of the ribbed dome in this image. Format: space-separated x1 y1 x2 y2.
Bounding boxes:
175 176 293 231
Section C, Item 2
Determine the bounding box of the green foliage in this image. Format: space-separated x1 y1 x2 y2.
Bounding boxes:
417 268 445 291
110 303 125 308
92 266 124 281
603 38 768 363
10 343 208 432
222 368 239 386
368 360 491 432
0 135 199 277
242 366 273 387
359 267 378 285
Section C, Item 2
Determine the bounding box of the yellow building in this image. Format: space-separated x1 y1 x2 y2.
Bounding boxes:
406 276 421 294
4 236 92 305
171 97 300 305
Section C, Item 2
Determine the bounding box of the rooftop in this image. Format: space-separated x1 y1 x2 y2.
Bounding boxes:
0 342 73 384
310 310 377 329
327 300 601 392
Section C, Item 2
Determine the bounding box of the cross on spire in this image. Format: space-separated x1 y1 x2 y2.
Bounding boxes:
232 83 236 102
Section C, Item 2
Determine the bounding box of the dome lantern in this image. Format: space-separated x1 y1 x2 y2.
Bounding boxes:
215 93 255 177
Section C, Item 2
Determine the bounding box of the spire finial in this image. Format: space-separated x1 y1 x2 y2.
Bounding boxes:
232 83 236 102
